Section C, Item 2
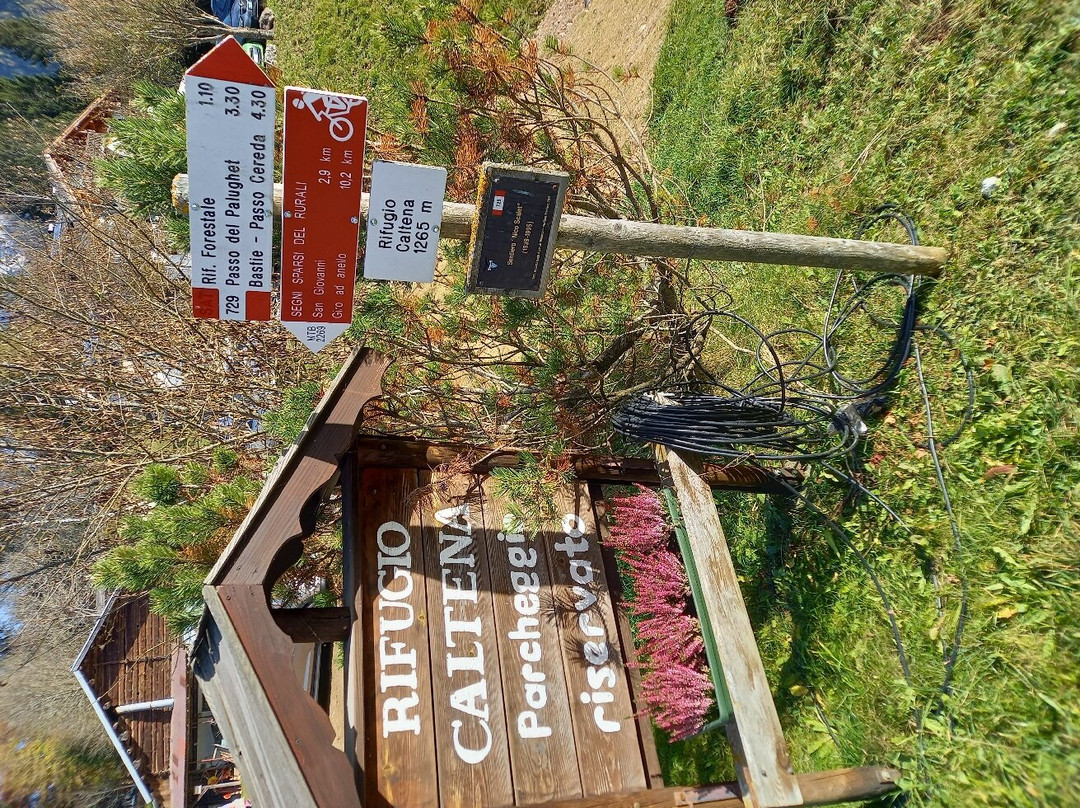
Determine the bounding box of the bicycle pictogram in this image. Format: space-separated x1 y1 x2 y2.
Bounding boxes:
292 91 364 142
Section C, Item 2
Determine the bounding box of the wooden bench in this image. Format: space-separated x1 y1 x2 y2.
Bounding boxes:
192 348 900 808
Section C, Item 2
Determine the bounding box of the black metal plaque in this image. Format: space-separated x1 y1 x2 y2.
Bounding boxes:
466 164 569 298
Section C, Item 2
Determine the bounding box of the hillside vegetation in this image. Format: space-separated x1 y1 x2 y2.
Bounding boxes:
271 0 548 156
263 0 1079 803
648 0 1079 804
42 0 1077 804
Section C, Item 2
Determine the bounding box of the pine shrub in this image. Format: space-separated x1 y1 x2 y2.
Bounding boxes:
132 463 182 505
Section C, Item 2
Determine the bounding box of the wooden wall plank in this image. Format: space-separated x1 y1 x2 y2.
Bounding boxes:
169 648 188 808
79 592 177 802
480 480 583 804
545 483 647 796
419 475 514 808
361 467 439 808
663 449 803 808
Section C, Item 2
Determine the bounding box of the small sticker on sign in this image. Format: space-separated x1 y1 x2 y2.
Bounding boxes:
492 191 506 215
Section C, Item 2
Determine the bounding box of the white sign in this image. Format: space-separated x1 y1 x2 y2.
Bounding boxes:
185 38 276 320
363 161 446 283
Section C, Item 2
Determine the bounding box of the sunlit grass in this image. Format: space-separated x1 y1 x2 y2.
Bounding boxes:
649 0 1080 803
271 0 550 144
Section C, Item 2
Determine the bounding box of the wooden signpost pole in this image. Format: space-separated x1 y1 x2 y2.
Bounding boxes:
173 174 946 276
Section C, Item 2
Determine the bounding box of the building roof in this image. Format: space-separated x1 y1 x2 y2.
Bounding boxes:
73 591 178 807
43 90 120 210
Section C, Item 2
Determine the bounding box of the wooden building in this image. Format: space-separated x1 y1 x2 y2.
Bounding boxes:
191 347 901 808
43 91 120 212
73 592 187 807
74 592 265 807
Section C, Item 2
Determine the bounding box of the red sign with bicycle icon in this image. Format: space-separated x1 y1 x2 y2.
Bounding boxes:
280 87 368 352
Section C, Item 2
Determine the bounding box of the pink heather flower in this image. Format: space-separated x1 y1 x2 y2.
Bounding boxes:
606 486 715 740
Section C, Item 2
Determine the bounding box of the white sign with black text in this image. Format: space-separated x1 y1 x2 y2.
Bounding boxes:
184 37 276 320
363 161 446 283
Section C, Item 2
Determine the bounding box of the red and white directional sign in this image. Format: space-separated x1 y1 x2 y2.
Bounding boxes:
279 87 367 352
185 37 275 320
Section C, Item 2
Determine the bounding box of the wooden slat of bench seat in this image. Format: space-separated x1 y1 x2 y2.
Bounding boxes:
362 468 439 808
504 766 899 808
481 480 583 804
420 475 514 808
546 483 647 797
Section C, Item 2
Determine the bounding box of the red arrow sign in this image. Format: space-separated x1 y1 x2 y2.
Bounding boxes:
279 87 367 352
186 35 275 85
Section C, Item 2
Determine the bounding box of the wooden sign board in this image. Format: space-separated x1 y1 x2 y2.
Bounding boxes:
280 87 368 352
466 164 568 299
363 161 446 283
358 471 647 808
184 37 275 320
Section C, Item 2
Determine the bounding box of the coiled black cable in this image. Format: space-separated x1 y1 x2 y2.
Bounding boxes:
612 393 858 460
612 206 969 461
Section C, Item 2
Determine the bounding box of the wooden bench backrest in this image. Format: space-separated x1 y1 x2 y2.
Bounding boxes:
357 468 651 808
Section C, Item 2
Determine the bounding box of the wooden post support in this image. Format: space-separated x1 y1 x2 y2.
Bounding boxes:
339 451 366 794
660 446 803 808
270 607 352 643
171 174 946 276
348 435 801 494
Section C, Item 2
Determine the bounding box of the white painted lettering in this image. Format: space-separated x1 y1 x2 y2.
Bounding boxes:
513 592 539 615
377 567 414 601
383 696 421 736
518 711 552 739
441 568 479 603
508 546 537 568
450 680 490 719
377 521 411 555
378 599 414 633
525 682 548 709
569 559 593 585
510 570 540 593
446 645 486 675
452 719 492 764
584 640 609 666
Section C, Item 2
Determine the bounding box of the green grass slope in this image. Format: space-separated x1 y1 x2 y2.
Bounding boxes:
270 0 547 148
648 0 1079 805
